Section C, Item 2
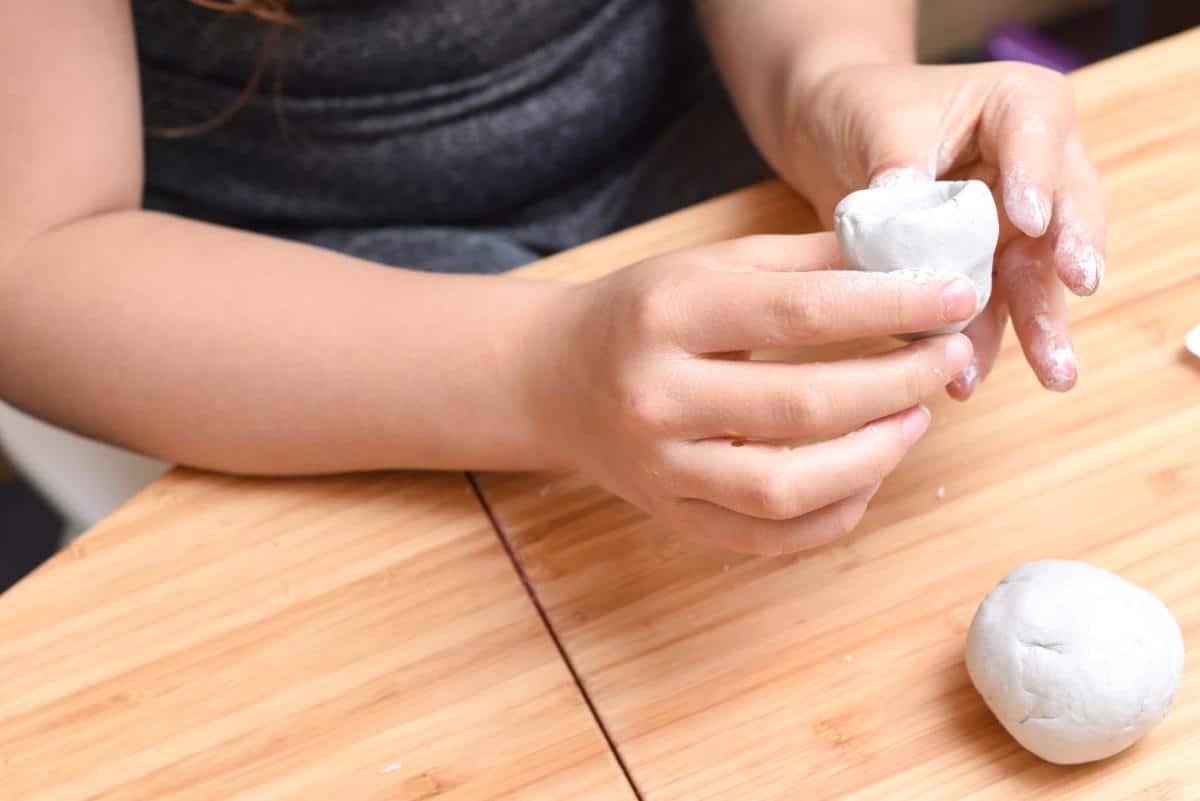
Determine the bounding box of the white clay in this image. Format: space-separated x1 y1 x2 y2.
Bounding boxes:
834 180 999 337
966 560 1184 765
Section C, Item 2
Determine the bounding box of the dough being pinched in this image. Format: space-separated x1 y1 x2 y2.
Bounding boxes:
834 180 999 337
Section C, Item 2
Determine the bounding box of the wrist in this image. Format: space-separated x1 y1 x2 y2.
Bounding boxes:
509 278 583 471
788 40 912 112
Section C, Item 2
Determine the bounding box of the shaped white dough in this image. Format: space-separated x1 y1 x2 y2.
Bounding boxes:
966 560 1185 765
833 180 999 337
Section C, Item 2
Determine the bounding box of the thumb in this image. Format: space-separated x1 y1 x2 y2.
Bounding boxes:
866 154 938 189
855 117 941 188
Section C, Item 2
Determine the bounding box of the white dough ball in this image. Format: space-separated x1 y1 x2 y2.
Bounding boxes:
966 560 1184 764
833 179 999 337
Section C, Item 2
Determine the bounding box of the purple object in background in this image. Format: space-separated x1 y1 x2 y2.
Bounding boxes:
987 23 1087 72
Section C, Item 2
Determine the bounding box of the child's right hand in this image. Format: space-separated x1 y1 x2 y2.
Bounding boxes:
533 233 976 555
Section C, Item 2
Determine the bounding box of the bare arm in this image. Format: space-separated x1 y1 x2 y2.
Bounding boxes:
695 1 1105 401
694 0 915 176
0 1 563 474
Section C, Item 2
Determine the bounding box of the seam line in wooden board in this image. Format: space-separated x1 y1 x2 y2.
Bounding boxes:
473 28 1200 801
468 472 647 801
0 468 641 800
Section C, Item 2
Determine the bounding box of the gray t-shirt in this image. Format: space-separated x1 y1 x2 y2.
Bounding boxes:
134 0 770 271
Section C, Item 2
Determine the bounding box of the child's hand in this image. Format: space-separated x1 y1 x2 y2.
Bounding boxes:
778 62 1106 398
533 233 974 555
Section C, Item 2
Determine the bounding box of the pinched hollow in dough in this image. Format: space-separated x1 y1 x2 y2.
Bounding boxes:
834 180 999 337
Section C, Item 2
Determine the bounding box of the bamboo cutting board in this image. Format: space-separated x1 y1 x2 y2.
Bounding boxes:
0 470 636 801
477 29 1200 800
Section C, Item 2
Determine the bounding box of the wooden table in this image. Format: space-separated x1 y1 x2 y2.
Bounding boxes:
0 471 634 800
483 28 1200 801
4 28 1199 801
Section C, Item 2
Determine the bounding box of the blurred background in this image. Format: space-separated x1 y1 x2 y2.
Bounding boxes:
2 0 1199 594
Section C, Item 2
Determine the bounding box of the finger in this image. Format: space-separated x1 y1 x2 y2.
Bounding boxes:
692 232 844 273
1048 134 1107 296
869 161 936 189
673 269 977 353
683 335 971 440
947 282 1009 400
670 482 879 556
981 65 1075 238
663 405 930 521
998 236 1077 391
860 111 949 188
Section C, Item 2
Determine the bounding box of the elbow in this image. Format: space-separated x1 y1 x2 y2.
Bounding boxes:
0 181 142 285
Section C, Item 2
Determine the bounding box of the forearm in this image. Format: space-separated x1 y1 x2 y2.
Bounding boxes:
696 0 916 168
0 210 565 474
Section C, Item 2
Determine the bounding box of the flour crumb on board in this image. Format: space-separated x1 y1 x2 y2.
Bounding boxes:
935 486 945 500
378 761 404 775
722 564 730 573
843 655 854 663
538 485 550 497
1186 324 1200 358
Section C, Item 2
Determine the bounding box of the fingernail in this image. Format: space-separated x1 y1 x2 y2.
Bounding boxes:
1043 341 1078 392
1079 247 1105 295
865 480 883 499
1005 178 1050 238
1032 313 1077 391
948 354 979 399
944 334 974 376
961 356 980 388
941 278 977 322
1055 229 1106 296
902 404 932 446
1025 187 1050 237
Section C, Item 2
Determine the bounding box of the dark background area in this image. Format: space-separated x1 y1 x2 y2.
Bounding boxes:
3 0 1199 595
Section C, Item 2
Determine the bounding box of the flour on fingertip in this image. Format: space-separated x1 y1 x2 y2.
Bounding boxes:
1054 222 1104 294
871 165 930 188
1023 186 1048 234
1045 346 1077 390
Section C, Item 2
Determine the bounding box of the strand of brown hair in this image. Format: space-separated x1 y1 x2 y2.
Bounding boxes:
149 0 300 139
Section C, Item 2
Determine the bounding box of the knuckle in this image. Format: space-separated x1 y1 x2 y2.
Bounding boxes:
901 359 928 405
1000 61 1059 91
872 279 927 331
887 286 920 330
754 468 799 521
614 363 678 434
619 385 675 434
997 62 1074 118
628 268 692 340
772 283 825 342
1019 61 1062 84
782 384 830 433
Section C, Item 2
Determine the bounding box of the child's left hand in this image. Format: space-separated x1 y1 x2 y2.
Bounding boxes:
775 62 1107 398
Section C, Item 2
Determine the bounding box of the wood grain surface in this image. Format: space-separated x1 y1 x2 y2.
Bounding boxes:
478 29 1200 800
0 470 635 801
